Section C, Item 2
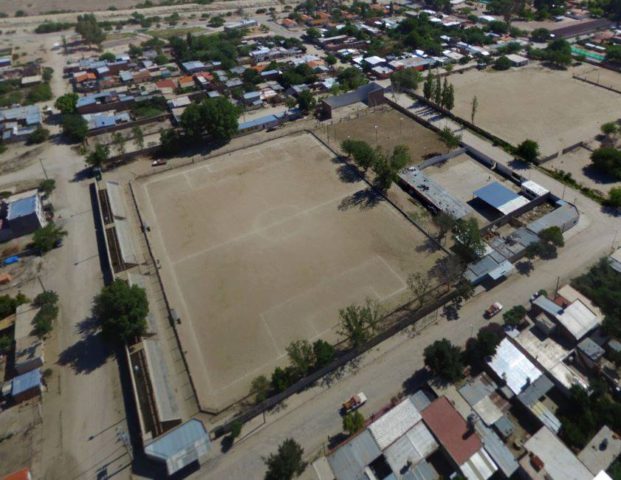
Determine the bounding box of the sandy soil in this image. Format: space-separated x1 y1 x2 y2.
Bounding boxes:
134 132 444 410
328 106 446 164
450 64 621 157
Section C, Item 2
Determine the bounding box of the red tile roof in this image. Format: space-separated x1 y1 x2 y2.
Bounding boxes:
422 397 481 465
156 79 177 89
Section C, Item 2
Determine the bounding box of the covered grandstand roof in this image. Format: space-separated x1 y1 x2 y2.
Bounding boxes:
106 181 127 219
114 218 139 266
473 182 529 215
144 419 211 475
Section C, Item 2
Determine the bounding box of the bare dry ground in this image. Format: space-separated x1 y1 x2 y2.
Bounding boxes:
450 64 621 157
546 145 621 196
327 106 446 164
133 132 444 410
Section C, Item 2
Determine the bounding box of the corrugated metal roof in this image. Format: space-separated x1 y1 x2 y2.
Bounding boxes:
114 218 139 265
402 459 439 480
384 421 438 474
7 195 38 220
528 203 578 234
473 182 529 215
410 390 433 412
516 375 554 407
487 339 543 396
106 181 127 219
493 416 513 438
533 295 563 317
475 422 519 477
577 337 605 361
238 114 280 131
11 368 41 395
460 449 497 480
556 300 599 341
369 398 422 450
144 419 210 475
327 429 381 480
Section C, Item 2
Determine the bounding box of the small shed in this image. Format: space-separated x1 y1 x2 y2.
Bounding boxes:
506 54 528 67
11 368 42 403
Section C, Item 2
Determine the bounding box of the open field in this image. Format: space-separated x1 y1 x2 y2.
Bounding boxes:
450 64 621 157
133 133 444 410
573 64 621 93
327 107 446 164
546 145 621 195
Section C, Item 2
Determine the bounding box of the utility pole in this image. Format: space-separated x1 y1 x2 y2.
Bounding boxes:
39 158 48 179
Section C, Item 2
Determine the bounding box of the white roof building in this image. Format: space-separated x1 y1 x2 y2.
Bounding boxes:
368 397 422 450
487 339 543 395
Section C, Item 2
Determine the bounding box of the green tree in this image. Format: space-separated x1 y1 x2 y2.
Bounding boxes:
32 222 67 254
229 419 243 440
38 179 56 197
407 272 433 308
99 51 115 62
607 187 621 208
539 226 564 247
441 77 449 107
544 39 572 68
531 28 551 42
325 54 337 66
343 411 365 435
86 144 110 168
453 217 484 261
33 290 59 307
306 27 321 40
503 305 527 327
286 339 315 376
209 16 225 27
525 240 558 260
606 45 621 65
159 128 181 156
338 298 382 348
312 339 335 368
180 102 204 139
54 93 79 114
476 329 501 356
342 139 376 172
28 126 49 145
33 302 58 338
181 97 240 142
494 55 512 70
433 74 442 105
424 339 464 382
592 147 621 179
75 14 106 46
250 375 270 403
516 139 540 163
391 68 422 92
423 69 434 100
444 84 455 111
601 122 619 147
0 335 11 354
438 126 461 152
132 125 144 150
337 67 368 91
264 438 306 480
434 211 456 242
62 114 88 143
111 132 126 156
297 90 316 113
271 366 296 392
93 279 149 343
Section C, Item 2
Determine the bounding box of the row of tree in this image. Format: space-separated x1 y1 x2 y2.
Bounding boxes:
423 71 455 111
341 139 411 191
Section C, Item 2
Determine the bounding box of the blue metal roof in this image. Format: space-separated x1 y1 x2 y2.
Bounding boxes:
238 114 280 131
473 182 519 209
328 429 381 480
12 369 41 396
144 419 210 474
7 195 37 220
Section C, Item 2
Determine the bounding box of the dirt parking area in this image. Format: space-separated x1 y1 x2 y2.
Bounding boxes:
573 64 621 93
450 64 621 157
133 132 444 410
327 106 446 164
424 153 521 223
546 145 621 195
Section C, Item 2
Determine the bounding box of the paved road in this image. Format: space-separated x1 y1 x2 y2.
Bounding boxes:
192 94 621 480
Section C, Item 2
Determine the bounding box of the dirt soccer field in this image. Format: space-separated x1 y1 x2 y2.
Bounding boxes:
327 107 446 164
134 133 443 410
450 64 621 157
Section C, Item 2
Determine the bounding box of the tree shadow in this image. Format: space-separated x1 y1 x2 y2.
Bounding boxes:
57 317 113 374
601 205 621 217
415 237 440 254
508 158 530 170
582 164 618 186
336 164 362 184
338 188 382 211
401 367 431 396
220 435 234 453
515 260 534 276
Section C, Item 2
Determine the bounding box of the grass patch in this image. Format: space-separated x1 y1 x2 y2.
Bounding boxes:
146 26 204 39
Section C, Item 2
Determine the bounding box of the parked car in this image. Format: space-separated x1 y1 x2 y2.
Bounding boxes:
485 302 503 318
152 160 167 167
341 392 367 414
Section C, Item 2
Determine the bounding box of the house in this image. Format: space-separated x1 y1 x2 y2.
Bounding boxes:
506 54 528 67
0 105 41 142
319 82 384 119
76 91 136 114
178 76 196 90
20 75 42 87
422 397 497 480
155 79 177 95
520 427 592 480
82 111 131 132
531 285 603 342
0 56 11 68
14 304 44 375
578 426 621 476
224 19 258 31
0 190 46 243
181 61 206 74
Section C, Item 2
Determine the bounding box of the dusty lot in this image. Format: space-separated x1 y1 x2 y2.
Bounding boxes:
424 153 523 223
134 133 443 410
450 64 621 157
546 145 620 195
327 106 446 164
573 64 621 93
